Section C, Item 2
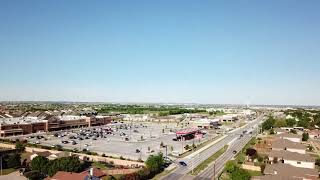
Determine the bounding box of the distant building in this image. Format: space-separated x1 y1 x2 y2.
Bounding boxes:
0 114 112 137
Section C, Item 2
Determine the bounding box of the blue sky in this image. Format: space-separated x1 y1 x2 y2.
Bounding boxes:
1 1 320 105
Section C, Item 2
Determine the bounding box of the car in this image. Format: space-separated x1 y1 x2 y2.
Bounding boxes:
71 141 77 145
136 149 141 153
179 161 187 166
92 138 97 140
232 150 237 154
35 141 40 144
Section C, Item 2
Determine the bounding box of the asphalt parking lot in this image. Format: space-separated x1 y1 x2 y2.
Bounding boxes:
24 122 217 160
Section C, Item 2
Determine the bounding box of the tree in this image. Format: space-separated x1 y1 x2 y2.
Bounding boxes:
7 153 21 168
160 142 164 148
297 118 310 128
230 168 251 180
286 118 296 127
290 129 297 134
225 161 251 180
225 161 236 173
273 157 278 164
245 148 257 160
315 158 320 166
15 141 25 152
262 116 275 131
30 156 49 174
274 119 287 127
184 144 190 150
145 153 164 173
302 132 309 141
269 129 275 135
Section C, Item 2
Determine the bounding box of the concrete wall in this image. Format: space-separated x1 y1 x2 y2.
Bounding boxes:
24 146 144 167
283 137 301 143
0 143 15 149
286 148 305 154
272 148 306 154
241 164 261 172
284 159 315 169
0 142 144 167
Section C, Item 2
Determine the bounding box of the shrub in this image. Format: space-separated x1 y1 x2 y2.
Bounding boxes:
302 132 309 141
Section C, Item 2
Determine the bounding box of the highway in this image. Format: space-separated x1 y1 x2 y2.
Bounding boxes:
195 122 260 180
162 115 264 180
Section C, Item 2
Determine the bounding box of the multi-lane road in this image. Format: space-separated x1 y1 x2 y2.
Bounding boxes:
162 115 264 180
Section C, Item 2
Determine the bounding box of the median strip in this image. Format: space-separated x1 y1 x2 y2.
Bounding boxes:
189 145 228 176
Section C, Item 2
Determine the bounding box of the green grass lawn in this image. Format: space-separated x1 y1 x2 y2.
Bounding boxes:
179 135 222 158
0 168 16 176
152 167 177 180
189 145 228 175
247 170 262 176
92 161 109 170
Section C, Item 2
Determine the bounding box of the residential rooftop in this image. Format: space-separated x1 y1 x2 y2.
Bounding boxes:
272 139 305 150
269 150 315 162
264 163 318 179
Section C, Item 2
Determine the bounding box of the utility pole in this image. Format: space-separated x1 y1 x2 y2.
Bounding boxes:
213 162 216 180
0 155 2 176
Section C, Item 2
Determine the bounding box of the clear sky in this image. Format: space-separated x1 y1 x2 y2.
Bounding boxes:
1 1 320 105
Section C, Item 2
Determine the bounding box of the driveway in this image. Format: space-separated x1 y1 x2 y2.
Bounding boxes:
0 171 27 180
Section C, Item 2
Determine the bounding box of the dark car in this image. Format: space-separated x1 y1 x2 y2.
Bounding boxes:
136 149 141 153
233 150 237 154
179 161 187 166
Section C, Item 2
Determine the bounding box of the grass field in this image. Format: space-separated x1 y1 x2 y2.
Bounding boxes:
189 145 228 175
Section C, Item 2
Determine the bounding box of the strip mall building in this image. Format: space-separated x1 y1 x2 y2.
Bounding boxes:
0 115 112 137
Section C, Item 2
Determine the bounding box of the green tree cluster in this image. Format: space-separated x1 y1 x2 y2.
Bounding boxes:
145 153 164 174
225 161 251 180
302 132 309 141
262 116 275 131
30 155 82 177
0 153 21 169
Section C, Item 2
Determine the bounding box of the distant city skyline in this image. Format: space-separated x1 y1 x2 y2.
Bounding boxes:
1 1 320 106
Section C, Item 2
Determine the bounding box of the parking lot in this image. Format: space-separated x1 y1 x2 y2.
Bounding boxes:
24 122 217 160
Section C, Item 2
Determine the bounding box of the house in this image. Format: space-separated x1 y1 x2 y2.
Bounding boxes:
271 139 306 154
268 150 315 169
48 167 106 180
258 163 318 180
30 151 52 161
276 133 301 143
309 129 320 139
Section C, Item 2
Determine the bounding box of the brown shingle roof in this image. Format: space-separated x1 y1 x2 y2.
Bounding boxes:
271 139 305 150
264 163 318 179
79 168 106 178
48 171 86 180
269 150 315 162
